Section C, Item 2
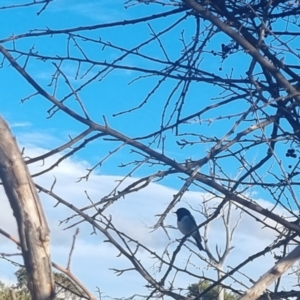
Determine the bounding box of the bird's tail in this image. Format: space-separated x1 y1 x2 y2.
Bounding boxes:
195 237 204 251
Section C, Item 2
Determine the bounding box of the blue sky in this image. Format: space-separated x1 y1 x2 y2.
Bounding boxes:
0 0 299 299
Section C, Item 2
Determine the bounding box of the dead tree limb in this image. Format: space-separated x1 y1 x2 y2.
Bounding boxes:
0 116 55 300
238 245 300 300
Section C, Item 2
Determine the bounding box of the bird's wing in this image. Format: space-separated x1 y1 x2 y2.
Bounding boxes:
178 215 197 235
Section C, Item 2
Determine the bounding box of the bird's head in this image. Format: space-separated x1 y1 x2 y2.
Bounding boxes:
175 207 191 218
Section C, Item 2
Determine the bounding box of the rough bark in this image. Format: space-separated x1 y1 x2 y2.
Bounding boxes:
238 245 300 300
0 116 55 300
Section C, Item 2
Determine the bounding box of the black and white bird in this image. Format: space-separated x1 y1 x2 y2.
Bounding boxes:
175 207 204 251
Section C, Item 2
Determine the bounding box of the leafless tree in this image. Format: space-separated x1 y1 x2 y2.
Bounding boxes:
1 0 300 299
202 201 243 300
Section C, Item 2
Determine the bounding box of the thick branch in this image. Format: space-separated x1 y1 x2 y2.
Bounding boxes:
0 116 55 300
239 245 300 300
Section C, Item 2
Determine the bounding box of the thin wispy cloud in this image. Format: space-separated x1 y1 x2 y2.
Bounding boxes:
10 121 31 128
50 0 127 23
18 131 63 149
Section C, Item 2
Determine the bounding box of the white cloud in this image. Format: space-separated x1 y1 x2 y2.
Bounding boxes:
0 140 298 298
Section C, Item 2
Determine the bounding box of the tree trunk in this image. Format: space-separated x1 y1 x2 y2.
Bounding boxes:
0 116 55 300
217 267 224 300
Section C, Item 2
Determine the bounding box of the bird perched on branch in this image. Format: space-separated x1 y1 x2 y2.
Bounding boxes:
175 207 204 251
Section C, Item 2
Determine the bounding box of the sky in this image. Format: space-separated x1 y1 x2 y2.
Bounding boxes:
0 0 300 299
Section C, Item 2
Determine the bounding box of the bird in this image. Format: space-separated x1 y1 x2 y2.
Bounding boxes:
175 207 204 251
